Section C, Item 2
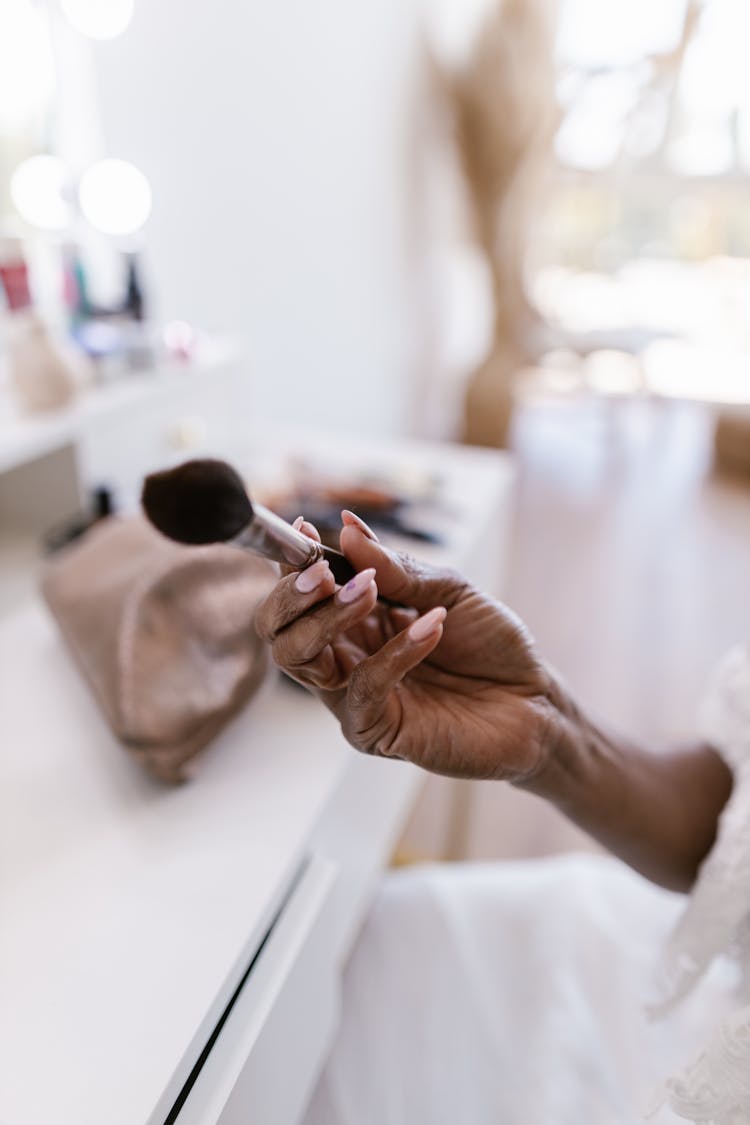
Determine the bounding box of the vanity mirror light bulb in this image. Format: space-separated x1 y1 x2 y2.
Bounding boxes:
60 0 134 40
11 154 71 232
79 159 152 237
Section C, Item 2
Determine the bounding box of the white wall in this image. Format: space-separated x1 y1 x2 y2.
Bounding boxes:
90 0 425 436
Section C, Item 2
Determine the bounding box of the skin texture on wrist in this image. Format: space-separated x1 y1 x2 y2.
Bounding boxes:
514 674 733 893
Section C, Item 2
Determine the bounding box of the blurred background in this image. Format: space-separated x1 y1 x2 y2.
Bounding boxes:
2 0 750 858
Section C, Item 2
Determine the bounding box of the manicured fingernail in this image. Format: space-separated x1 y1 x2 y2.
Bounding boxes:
337 567 377 604
408 606 447 643
292 516 304 530
295 559 330 593
341 510 379 542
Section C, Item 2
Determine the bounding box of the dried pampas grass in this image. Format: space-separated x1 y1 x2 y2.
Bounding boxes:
432 0 558 445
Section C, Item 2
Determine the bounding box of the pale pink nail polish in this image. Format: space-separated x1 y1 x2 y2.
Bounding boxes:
341 510 379 542
295 559 330 593
337 567 376 604
292 515 304 530
408 606 447 642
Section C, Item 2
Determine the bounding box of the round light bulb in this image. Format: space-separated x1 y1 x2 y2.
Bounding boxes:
79 158 152 236
60 0 134 40
10 154 72 231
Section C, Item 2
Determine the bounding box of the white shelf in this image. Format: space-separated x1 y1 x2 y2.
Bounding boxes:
0 336 242 476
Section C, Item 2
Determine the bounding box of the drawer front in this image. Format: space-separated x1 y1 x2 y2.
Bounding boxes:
175 857 340 1125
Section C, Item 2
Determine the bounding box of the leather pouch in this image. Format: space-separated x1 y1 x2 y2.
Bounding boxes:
41 516 276 782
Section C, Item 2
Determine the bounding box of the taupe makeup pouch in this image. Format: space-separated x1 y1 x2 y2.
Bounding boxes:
41 516 276 782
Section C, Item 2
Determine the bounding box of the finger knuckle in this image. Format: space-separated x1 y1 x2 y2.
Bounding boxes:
341 715 374 756
373 730 401 758
254 576 301 642
347 665 373 710
273 616 324 669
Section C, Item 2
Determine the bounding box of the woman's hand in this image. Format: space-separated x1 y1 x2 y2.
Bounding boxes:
256 510 733 890
255 512 562 783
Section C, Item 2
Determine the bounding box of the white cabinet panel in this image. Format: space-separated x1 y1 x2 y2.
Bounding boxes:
175 857 340 1125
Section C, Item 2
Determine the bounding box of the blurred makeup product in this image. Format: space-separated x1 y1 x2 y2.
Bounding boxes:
122 252 145 322
1 237 82 411
271 496 443 546
62 243 91 325
0 238 33 311
142 459 359 584
6 310 81 412
264 457 444 548
0 256 32 310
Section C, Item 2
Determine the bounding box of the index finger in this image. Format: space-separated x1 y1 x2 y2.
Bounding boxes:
255 558 335 643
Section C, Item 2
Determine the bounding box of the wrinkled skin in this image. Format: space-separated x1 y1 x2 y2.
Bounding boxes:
255 514 563 783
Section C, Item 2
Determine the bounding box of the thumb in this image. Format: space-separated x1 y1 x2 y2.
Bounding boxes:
339 510 467 611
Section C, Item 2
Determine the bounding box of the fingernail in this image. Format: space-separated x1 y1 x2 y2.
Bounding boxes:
341 510 379 542
292 515 304 531
337 567 376 604
295 559 330 593
408 606 447 643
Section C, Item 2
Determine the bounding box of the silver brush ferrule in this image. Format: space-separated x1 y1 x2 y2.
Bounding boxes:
230 503 323 569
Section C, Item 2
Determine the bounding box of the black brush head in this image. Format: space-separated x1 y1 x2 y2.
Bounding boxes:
141 458 253 545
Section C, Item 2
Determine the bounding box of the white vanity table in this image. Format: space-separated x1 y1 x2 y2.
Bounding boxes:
0 395 514 1124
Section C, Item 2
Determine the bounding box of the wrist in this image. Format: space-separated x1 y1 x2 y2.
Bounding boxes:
512 669 594 804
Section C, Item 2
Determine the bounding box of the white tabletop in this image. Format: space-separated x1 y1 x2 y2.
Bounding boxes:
0 436 514 1125
0 602 361 1125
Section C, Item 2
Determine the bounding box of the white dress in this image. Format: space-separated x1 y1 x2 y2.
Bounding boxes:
303 647 750 1125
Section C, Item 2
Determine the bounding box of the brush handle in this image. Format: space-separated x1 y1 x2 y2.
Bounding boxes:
238 506 401 605
320 544 357 585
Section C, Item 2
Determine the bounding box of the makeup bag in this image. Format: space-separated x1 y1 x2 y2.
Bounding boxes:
41 515 276 782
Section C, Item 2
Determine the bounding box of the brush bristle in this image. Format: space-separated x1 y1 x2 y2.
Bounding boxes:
141 459 253 545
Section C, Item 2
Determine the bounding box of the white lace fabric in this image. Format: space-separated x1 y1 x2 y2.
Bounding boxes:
653 645 750 1124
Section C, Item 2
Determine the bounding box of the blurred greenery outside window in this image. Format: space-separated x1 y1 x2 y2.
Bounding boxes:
546 0 750 269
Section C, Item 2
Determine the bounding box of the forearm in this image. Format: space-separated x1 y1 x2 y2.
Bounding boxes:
520 697 733 893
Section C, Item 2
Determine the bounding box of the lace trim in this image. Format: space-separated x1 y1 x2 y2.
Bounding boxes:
651 645 750 1123
664 1007 750 1123
650 646 750 1013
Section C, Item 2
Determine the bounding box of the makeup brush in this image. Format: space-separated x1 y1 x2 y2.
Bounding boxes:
141 458 358 584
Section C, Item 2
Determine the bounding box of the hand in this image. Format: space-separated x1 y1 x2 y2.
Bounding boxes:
255 512 562 782
257 514 733 892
